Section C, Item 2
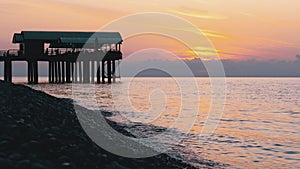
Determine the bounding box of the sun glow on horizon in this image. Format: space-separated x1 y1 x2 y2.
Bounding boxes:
0 0 300 61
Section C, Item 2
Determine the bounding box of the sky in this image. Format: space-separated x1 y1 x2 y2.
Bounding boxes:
0 0 300 61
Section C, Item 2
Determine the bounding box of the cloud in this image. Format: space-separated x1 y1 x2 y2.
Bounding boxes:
170 8 226 20
124 58 300 77
255 37 300 49
240 12 298 28
296 55 300 60
185 46 220 60
202 30 228 39
158 26 228 40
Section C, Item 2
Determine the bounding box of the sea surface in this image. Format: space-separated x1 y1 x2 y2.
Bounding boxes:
13 77 300 168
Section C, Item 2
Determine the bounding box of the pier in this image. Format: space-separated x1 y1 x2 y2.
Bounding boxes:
0 31 123 84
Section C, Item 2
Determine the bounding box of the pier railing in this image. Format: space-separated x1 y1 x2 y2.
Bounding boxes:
7 49 19 57
0 50 7 57
0 49 21 57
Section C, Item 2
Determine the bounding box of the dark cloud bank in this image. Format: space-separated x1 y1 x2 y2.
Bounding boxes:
130 56 300 77
0 56 299 77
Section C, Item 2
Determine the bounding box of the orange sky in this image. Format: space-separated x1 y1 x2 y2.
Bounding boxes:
0 0 300 61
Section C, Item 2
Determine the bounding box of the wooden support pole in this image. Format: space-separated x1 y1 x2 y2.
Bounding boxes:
58 61 61 83
78 61 82 83
54 61 58 83
112 60 116 83
83 61 90 83
74 62 78 83
62 61 65 83
4 59 12 83
51 61 55 83
91 61 95 83
30 61 34 84
102 61 105 83
31 62 34 83
48 61 52 83
107 60 112 84
71 62 74 83
8 60 12 83
29 61 33 84
51 61 54 83
4 60 7 82
33 60 38 84
97 61 100 84
27 61 31 84
88 61 90 83
66 61 71 83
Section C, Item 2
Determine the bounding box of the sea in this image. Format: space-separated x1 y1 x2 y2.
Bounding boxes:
12 77 300 168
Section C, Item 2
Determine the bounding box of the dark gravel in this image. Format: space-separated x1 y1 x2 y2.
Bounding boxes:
0 80 198 169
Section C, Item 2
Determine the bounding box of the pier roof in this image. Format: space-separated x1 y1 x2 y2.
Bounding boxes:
59 37 122 44
12 33 23 43
12 31 123 45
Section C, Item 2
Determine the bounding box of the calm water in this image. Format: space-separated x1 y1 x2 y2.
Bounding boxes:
16 77 300 168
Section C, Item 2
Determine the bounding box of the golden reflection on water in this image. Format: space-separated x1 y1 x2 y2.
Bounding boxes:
27 77 300 168
128 77 182 128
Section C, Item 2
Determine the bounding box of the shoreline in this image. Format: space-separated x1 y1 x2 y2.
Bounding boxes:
0 80 207 169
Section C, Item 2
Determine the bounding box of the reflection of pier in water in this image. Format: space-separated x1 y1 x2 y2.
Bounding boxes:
0 31 123 84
